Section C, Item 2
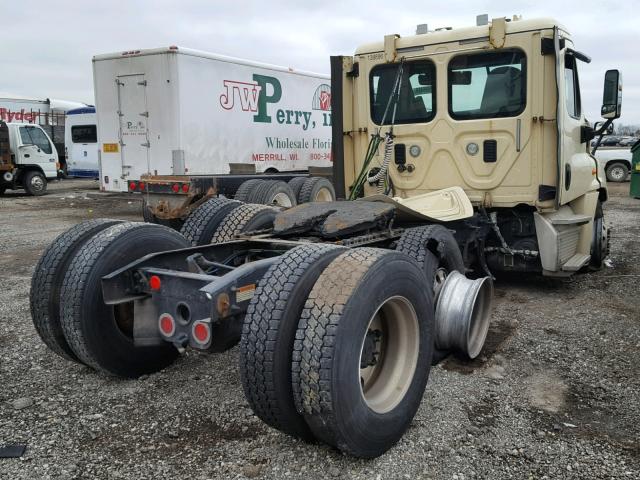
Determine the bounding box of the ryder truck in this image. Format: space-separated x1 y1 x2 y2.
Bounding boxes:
93 47 335 223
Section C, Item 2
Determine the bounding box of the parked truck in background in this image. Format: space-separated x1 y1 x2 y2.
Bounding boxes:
0 121 59 195
64 107 99 178
93 47 335 224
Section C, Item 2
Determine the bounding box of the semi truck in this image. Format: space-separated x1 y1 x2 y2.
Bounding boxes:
0 121 59 195
31 16 620 458
93 47 336 223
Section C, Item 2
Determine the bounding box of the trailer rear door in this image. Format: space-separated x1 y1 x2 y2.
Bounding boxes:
117 74 150 180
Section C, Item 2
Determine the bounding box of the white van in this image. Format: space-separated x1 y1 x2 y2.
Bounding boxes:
0 121 59 195
64 107 99 178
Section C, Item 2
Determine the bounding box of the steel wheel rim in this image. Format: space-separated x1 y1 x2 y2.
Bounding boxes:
610 166 625 181
359 296 419 414
314 187 333 202
271 192 293 207
31 175 45 191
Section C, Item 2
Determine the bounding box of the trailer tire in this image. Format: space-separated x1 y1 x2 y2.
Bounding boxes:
396 225 465 364
297 177 335 203
240 244 345 440
59 222 189 377
251 180 296 207
23 170 47 196
234 179 264 202
292 248 433 458
288 177 307 200
211 204 278 243
30 219 123 363
180 197 242 246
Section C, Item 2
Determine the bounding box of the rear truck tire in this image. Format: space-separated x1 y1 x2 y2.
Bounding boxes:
234 179 264 202
589 201 610 270
288 177 307 200
297 177 336 203
250 180 297 207
23 170 47 196
605 162 628 182
30 219 123 363
141 198 184 230
240 244 345 440
395 225 465 364
292 248 434 458
211 203 278 243
59 222 190 377
180 197 242 246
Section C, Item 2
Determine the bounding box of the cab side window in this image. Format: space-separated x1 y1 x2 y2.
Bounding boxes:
370 60 436 125
20 126 53 154
448 50 526 120
564 55 581 118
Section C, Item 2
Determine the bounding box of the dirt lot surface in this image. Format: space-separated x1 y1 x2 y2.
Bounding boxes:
1 179 638 479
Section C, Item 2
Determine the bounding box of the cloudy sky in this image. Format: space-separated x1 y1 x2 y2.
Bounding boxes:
1 0 638 126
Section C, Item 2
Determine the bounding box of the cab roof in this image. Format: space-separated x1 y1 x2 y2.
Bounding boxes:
354 17 569 55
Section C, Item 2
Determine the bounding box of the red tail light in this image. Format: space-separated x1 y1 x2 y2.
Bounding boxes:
192 321 211 344
181 184 189 193
158 314 175 337
149 275 161 291
139 182 145 191
171 184 180 193
129 182 137 191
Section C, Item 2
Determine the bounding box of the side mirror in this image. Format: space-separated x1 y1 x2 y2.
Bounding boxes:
601 69 622 119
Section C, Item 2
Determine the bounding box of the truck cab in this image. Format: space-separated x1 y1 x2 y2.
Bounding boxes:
0 121 59 195
331 16 622 276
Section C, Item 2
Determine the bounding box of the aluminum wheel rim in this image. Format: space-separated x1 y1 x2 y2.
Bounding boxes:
359 296 419 414
31 175 45 191
314 187 333 202
271 192 293 207
610 166 626 181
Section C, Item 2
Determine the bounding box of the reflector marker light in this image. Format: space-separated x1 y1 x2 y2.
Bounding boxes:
149 275 162 291
192 321 211 345
158 314 175 337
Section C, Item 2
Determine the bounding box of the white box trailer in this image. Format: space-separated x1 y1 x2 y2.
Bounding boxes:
64 107 99 178
93 46 333 193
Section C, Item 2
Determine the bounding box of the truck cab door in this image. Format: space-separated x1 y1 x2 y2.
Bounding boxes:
17 125 58 178
554 28 593 206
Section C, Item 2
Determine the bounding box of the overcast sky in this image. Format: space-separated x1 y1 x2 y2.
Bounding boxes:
1 0 638 126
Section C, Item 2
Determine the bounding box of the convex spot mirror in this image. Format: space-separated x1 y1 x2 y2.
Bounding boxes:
601 69 622 119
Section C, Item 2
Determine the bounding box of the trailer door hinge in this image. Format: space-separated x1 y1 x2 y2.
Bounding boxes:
117 111 124 117
137 80 147 86
141 142 150 148
140 111 149 118
116 80 124 86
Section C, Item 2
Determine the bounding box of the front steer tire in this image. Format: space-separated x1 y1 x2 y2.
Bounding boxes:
23 170 47 196
240 244 345 441
292 248 434 458
30 218 123 363
59 222 190 378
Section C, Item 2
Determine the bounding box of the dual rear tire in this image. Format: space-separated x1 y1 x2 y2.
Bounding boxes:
30 221 190 377
240 246 434 457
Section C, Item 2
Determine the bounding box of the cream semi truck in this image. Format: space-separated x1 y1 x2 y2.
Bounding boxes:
30 16 620 458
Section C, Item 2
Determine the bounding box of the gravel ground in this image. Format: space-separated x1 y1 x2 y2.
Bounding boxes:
0 179 638 479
